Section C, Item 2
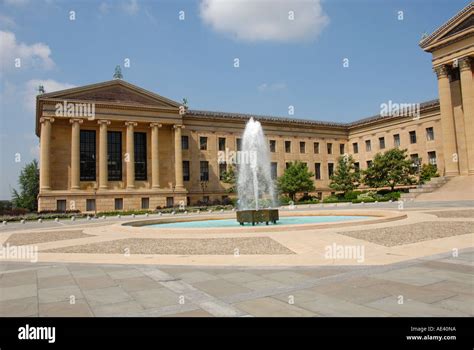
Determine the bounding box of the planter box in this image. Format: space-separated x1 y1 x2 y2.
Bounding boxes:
236 209 279 226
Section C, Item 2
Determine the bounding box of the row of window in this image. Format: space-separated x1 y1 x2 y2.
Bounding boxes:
184 127 434 154
57 197 172 212
80 130 147 181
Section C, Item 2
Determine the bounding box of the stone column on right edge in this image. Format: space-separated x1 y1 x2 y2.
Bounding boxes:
173 125 184 190
435 65 459 176
459 57 474 175
150 123 162 189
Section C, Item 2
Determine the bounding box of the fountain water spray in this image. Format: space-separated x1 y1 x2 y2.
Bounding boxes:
237 118 276 210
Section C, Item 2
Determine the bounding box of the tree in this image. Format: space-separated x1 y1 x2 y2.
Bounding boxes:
277 161 315 201
221 165 236 193
11 159 39 211
329 155 361 194
363 148 416 191
419 163 439 184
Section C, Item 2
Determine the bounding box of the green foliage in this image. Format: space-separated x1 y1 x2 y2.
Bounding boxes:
220 165 236 193
362 148 416 190
329 155 361 194
343 191 362 200
277 161 315 201
11 160 39 212
419 163 439 184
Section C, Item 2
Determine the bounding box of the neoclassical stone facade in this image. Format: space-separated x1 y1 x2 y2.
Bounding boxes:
36 3 473 212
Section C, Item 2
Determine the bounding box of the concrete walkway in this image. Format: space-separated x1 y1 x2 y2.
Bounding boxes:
0 248 472 317
416 176 474 201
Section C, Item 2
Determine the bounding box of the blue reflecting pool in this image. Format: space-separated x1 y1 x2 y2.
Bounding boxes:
147 215 372 229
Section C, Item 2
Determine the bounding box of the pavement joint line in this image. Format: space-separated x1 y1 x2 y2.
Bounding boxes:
125 302 201 317
137 267 245 317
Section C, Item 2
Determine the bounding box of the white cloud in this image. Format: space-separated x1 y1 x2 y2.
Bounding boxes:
200 0 329 42
121 0 139 15
0 31 54 71
0 14 16 28
99 2 111 14
24 79 76 111
258 82 287 92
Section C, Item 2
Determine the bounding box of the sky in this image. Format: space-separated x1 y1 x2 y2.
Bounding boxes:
0 0 470 199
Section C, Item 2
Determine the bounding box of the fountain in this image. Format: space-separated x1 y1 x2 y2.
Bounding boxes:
236 118 279 225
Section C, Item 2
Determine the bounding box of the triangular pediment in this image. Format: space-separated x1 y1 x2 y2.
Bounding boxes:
38 80 181 108
420 3 473 51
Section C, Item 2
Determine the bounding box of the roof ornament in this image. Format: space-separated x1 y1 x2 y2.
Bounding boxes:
37 85 45 94
113 65 123 80
421 31 428 40
182 98 188 107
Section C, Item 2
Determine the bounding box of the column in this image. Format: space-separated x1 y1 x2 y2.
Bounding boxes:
435 65 459 176
97 120 110 189
174 125 184 190
459 57 474 175
125 121 137 189
70 118 83 190
39 117 54 191
150 123 162 189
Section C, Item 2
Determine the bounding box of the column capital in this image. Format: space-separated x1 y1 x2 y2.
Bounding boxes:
459 57 472 71
69 118 84 125
40 117 55 124
434 65 449 79
97 119 111 125
150 122 162 128
125 121 138 127
173 124 185 129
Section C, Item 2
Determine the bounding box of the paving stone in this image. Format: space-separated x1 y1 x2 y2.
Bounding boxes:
115 276 160 292
83 286 132 306
37 266 70 278
242 279 288 291
300 294 392 316
39 285 83 303
0 284 37 301
0 296 37 316
370 267 445 286
39 299 93 317
419 260 474 274
0 270 37 287
163 309 214 317
38 274 76 289
219 272 262 284
261 271 309 284
273 289 327 304
107 269 145 280
70 268 107 278
75 275 117 290
176 271 219 283
433 294 474 316
233 297 316 317
365 296 469 316
92 300 145 317
130 288 180 309
192 279 253 298
423 280 474 296
426 269 474 284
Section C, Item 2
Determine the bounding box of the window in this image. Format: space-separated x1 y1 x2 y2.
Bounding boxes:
269 140 276 152
366 160 372 168
114 198 123 210
218 137 226 151
271 162 278 180
166 197 174 208
285 141 291 153
409 131 417 144
134 132 147 181
203 196 210 204
108 131 122 181
86 199 96 212
327 143 333 154
317 192 322 200
379 137 385 149
339 144 345 155
141 198 149 209
183 161 190 181
428 151 437 166
354 162 360 171
80 130 96 181
365 140 371 152
181 135 189 150
426 127 434 141
353 142 359 154
328 163 334 177
410 153 419 162
315 163 321 180
200 136 208 150
56 200 66 212
314 142 320 154
286 162 291 169
236 138 242 151
393 134 401 147
300 142 306 153
200 161 209 181
219 162 227 180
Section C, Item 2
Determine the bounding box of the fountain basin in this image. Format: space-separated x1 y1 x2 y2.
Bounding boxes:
236 209 279 225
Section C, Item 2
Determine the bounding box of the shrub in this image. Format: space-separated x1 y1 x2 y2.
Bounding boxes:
344 191 362 200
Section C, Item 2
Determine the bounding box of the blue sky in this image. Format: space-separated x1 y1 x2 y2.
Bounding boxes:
0 0 469 199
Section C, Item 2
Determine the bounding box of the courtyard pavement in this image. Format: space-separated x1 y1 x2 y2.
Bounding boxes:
0 248 472 317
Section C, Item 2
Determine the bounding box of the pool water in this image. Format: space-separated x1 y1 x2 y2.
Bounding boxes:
147 215 372 228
